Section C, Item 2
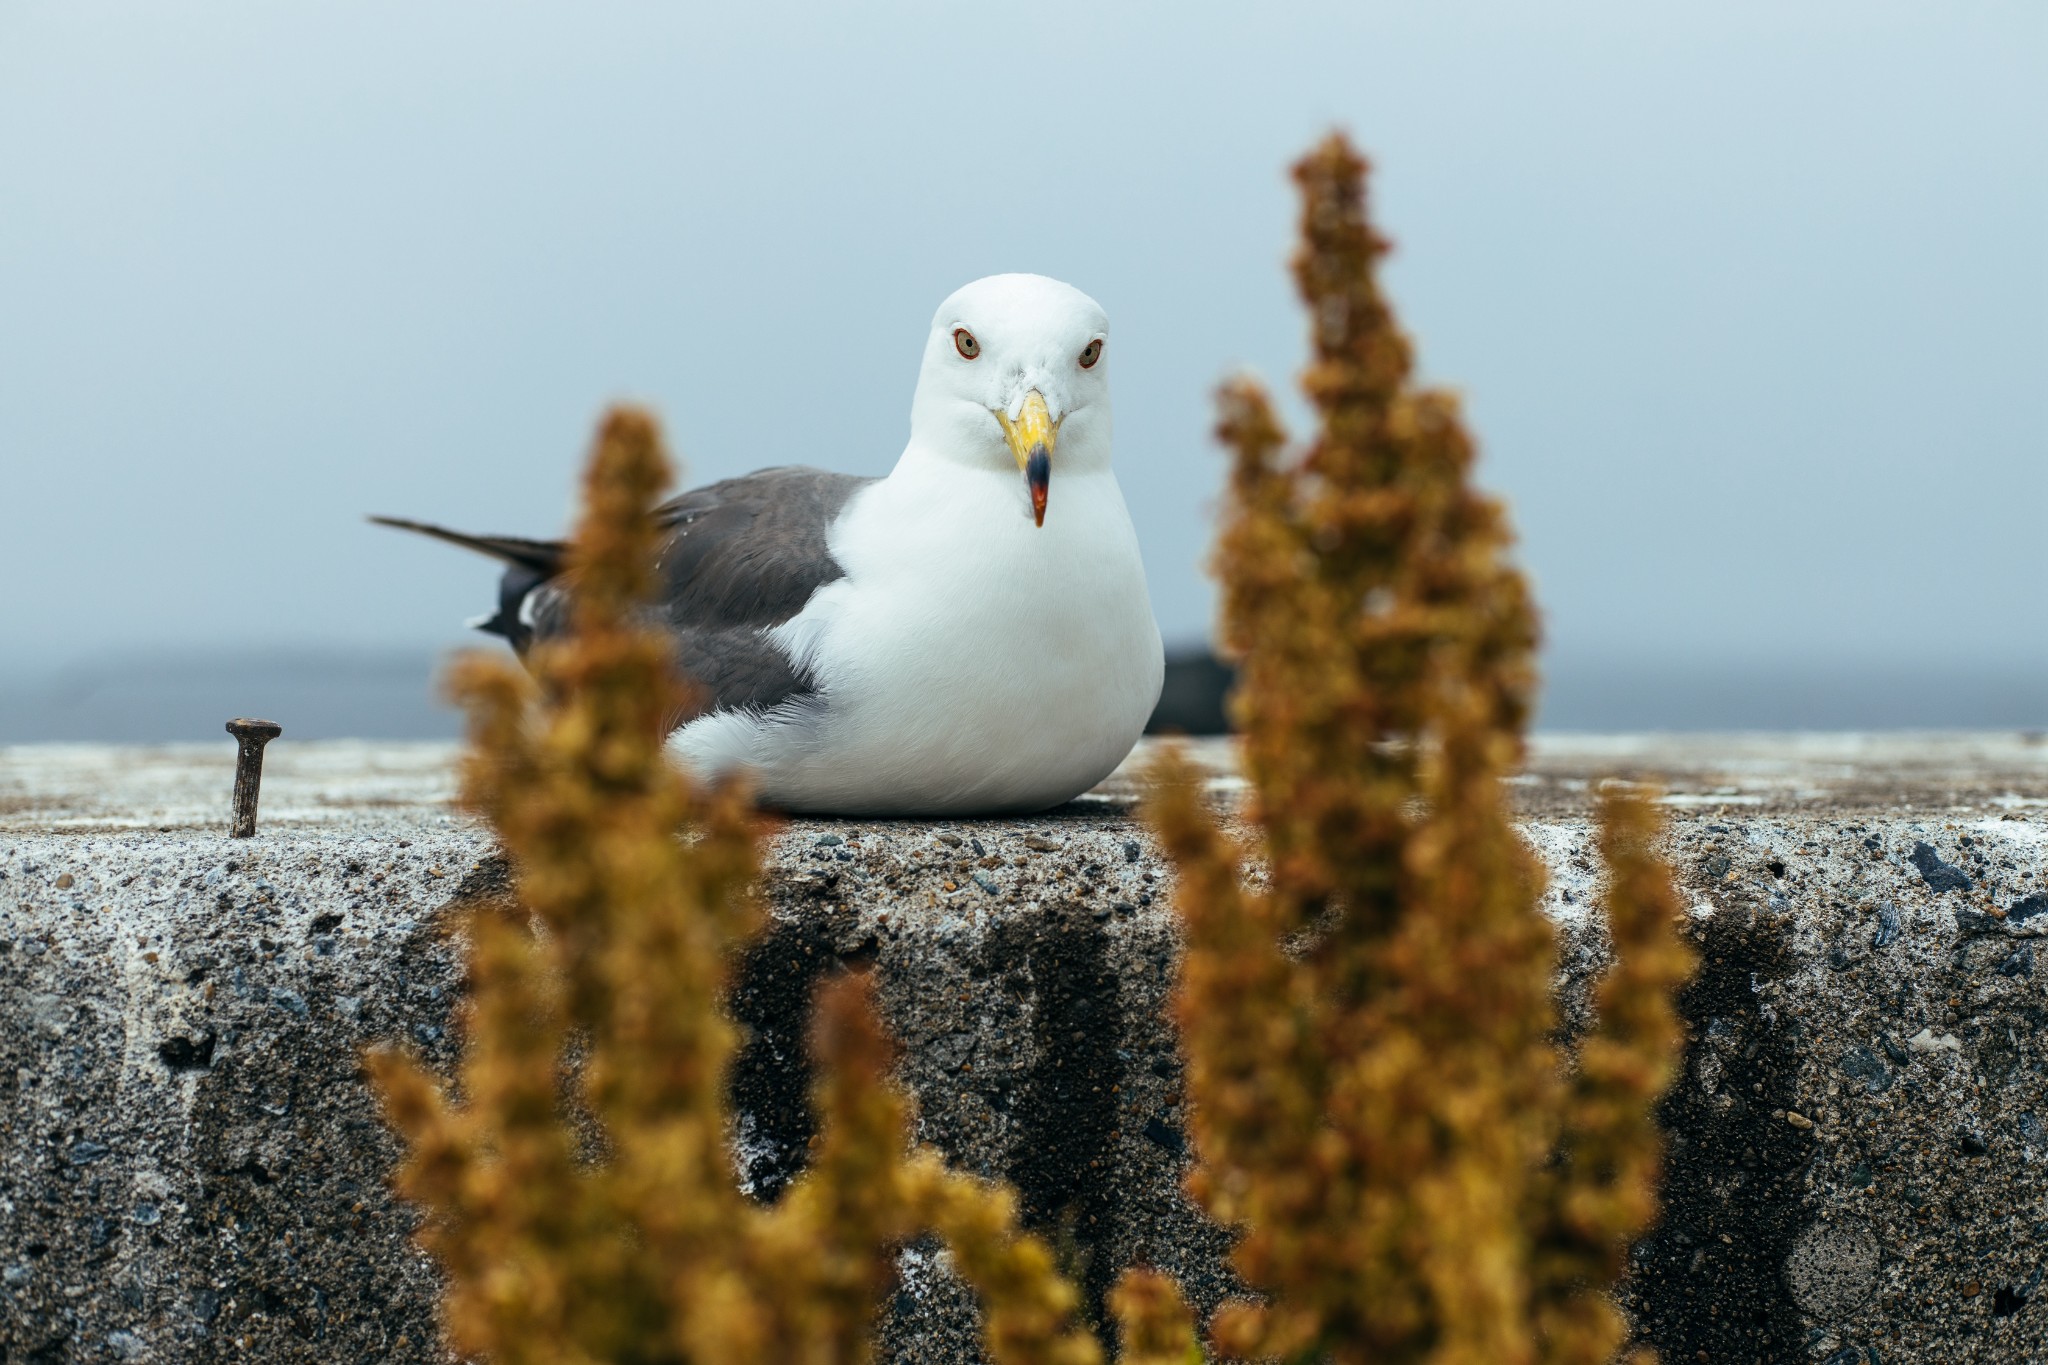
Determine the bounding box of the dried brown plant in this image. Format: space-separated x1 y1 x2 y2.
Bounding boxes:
368 408 1103 1365
1109 1268 1203 1365
1117 135 1697 1365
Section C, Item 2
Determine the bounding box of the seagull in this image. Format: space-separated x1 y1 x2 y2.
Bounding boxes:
375 273 1163 816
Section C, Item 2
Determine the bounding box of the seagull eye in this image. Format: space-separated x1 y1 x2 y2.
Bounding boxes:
1078 339 1103 369
953 328 980 360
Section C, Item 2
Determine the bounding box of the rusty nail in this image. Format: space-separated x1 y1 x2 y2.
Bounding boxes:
226 718 282 837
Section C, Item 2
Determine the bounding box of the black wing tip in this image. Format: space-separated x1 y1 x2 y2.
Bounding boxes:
466 609 515 640
367 515 567 575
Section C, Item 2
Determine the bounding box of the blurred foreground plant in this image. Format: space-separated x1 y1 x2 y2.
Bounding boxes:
1118 136 1698 1365
368 410 1104 1365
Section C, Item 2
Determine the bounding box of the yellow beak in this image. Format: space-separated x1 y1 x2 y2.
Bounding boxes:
995 390 1057 527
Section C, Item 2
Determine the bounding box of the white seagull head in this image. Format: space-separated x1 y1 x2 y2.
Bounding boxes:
909 273 1112 527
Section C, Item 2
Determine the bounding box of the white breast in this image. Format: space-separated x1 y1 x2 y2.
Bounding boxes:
668 453 1163 815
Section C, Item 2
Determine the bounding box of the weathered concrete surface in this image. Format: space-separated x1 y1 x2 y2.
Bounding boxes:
4 734 2048 1363
0 810 477 1362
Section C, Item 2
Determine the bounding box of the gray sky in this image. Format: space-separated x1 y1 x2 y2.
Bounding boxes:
3 3 2043 695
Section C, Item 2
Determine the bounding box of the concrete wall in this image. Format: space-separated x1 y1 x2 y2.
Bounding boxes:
3 738 2045 1363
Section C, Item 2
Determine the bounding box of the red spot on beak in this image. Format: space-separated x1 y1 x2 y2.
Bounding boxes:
1026 448 1050 528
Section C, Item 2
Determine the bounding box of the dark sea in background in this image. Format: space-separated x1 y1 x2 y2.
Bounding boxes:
1 646 2040 744
0 650 465 744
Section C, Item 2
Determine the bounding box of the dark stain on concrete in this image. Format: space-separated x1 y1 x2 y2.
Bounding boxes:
726 912 848 1203
988 900 1125 1338
448 854 515 910
1626 902 1814 1363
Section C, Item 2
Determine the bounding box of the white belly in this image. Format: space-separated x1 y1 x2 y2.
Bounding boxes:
667 460 1163 816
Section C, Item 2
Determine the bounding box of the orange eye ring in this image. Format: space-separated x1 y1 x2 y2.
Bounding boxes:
953 328 980 360
1078 338 1103 369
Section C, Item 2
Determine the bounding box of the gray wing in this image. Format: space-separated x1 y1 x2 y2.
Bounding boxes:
527 466 876 724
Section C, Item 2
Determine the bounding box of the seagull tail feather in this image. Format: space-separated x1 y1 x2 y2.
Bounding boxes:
367 516 566 577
